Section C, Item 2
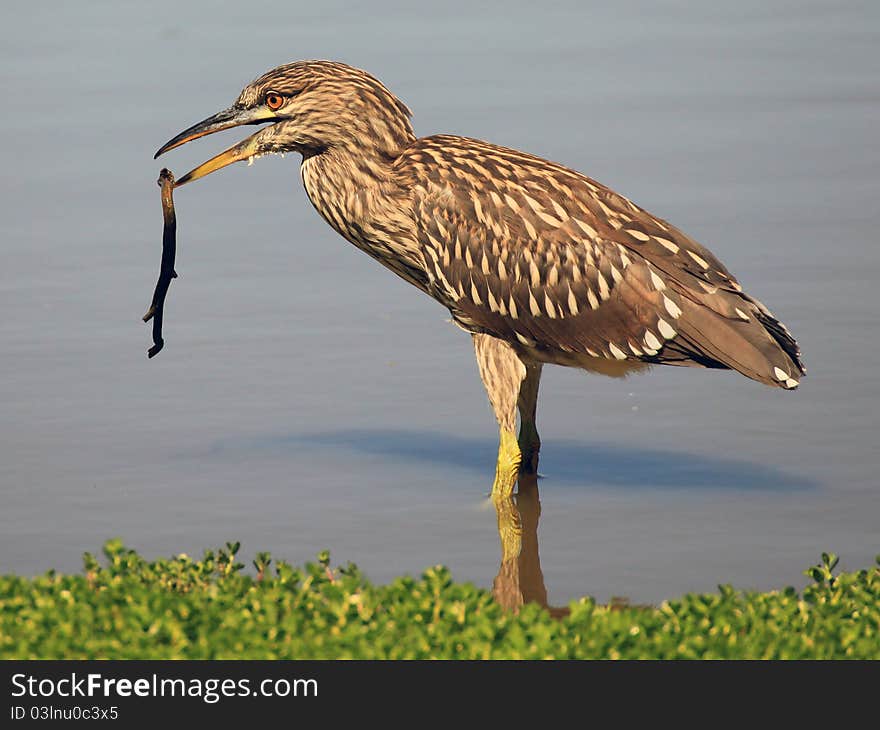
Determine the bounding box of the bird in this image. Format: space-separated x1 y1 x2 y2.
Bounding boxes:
156 60 804 507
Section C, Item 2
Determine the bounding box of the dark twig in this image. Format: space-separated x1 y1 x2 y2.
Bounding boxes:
143 168 178 358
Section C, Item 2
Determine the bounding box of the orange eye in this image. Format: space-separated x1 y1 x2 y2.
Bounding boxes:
266 92 284 111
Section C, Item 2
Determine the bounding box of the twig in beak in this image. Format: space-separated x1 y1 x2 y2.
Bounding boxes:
143 168 178 358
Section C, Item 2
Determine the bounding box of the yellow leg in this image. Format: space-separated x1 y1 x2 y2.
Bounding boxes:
492 429 523 566
491 428 522 500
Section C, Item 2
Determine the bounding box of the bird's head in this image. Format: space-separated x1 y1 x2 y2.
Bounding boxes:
155 60 415 187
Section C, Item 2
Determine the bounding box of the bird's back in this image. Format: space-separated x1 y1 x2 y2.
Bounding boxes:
394 134 804 388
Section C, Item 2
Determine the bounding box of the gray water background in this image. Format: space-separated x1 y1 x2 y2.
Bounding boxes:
1 0 877 604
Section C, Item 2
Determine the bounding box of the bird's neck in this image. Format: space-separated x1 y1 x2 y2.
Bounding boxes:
300 142 428 291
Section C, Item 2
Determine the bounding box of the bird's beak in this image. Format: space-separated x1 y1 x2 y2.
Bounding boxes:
154 106 278 187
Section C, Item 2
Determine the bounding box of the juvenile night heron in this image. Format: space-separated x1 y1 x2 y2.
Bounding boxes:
156 60 804 507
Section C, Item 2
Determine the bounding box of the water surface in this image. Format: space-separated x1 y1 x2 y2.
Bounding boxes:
1 1 878 604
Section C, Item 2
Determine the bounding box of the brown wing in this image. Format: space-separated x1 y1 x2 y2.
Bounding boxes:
399 135 805 389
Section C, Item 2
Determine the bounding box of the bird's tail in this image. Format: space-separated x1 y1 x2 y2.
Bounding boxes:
657 295 805 389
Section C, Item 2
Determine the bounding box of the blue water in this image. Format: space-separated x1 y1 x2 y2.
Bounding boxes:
1 0 877 604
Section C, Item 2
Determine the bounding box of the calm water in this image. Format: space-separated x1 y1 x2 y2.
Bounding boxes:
1 1 878 604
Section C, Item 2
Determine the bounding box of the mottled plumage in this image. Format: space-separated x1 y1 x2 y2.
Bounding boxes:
398 134 803 387
156 60 805 508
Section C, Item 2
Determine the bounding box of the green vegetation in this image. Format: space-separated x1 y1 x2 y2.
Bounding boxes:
1 541 877 659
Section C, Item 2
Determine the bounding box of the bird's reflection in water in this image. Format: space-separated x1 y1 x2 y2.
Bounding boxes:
278 429 813 616
490 471 568 617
